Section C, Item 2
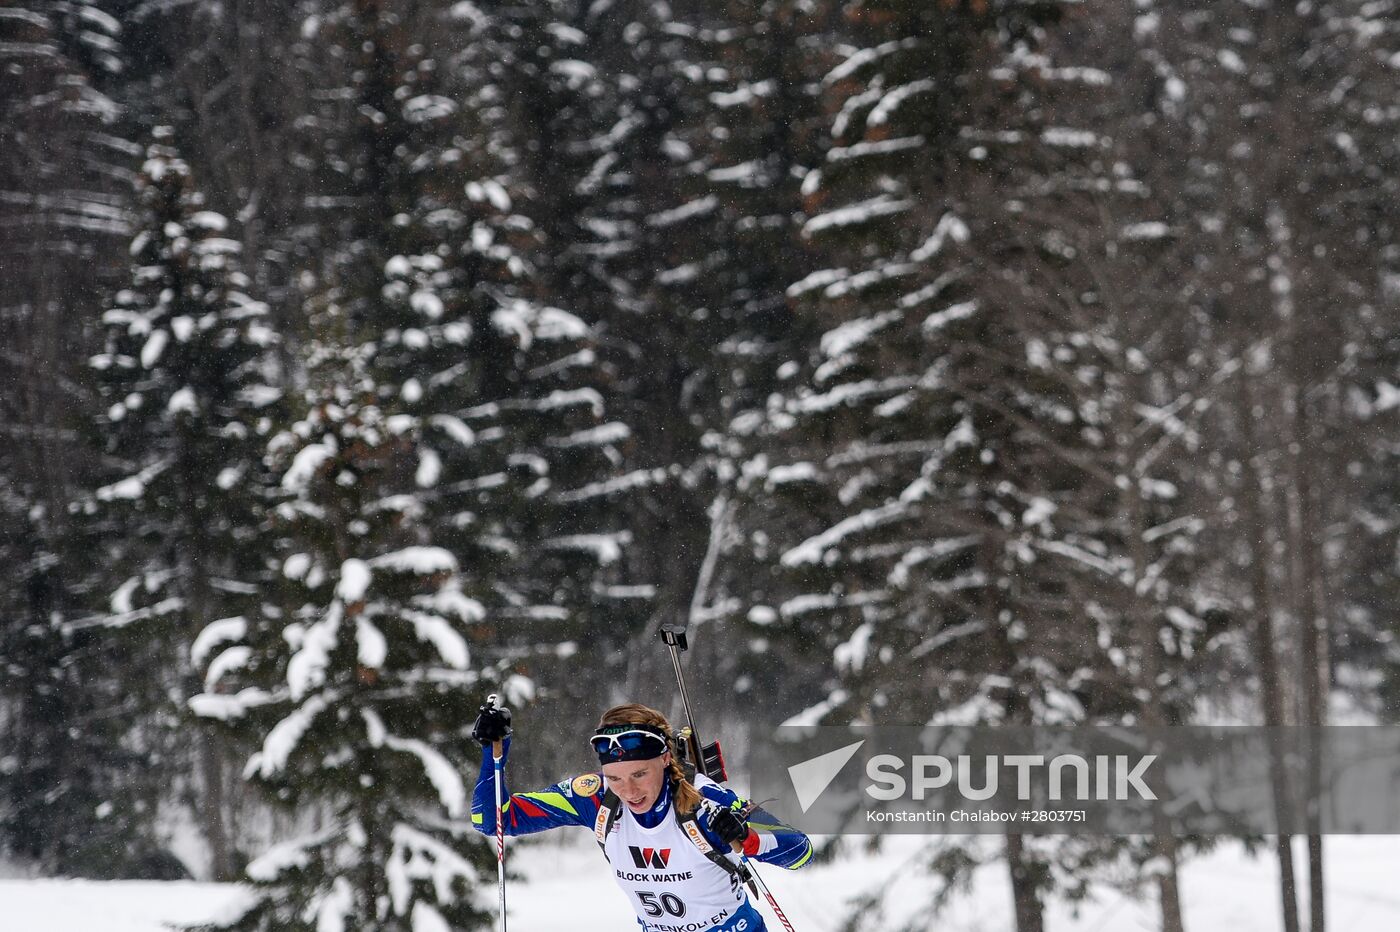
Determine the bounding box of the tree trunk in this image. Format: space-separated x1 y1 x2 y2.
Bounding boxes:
1123 482 1187 932
1273 202 1327 932
198 731 237 881
1239 376 1301 932
1289 389 1327 932
1006 833 1046 932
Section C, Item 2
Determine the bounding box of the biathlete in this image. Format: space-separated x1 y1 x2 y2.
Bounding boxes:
470 700 812 932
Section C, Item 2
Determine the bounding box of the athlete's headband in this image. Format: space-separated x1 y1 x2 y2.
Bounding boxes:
590 723 670 764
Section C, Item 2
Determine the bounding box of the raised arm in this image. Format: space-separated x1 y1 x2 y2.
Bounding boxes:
694 774 814 870
469 737 607 836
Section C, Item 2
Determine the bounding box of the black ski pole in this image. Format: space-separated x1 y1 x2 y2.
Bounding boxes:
660 622 709 775
658 622 799 931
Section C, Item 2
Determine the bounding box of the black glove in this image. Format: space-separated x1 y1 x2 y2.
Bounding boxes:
705 803 749 847
471 701 512 746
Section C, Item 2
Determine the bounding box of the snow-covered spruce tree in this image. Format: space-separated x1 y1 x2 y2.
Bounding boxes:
727 3 1147 929
529 0 733 703
187 2 625 928
635 0 835 715
0 0 187 878
436 0 671 743
0 480 184 877
86 132 280 877
486 0 831 717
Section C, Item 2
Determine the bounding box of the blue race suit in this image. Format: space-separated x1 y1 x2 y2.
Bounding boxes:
471 738 812 931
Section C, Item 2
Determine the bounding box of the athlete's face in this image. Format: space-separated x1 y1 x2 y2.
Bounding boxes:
602 752 671 813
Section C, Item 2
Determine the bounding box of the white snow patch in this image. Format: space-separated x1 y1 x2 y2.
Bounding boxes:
802 195 913 237
766 462 818 487
111 577 141 615
825 264 918 299
415 588 486 624
543 532 630 565
140 330 168 369
283 437 337 492
96 460 169 502
781 689 849 726
245 835 319 881
412 901 452 932
383 734 466 817
834 623 873 673
911 213 970 261
404 95 457 123
550 59 596 89
283 553 312 580
255 693 331 777
287 609 340 701
781 501 909 567
337 559 372 603
555 467 669 503
316 876 353 932
820 310 903 358
1121 221 1170 241
923 300 979 333
356 616 387 669
167 386 197 414
825 136 925 162
709 80 774 108
869 79 935 125
370 547 458 576
189 687 276 721
428 414 476 447
788 376 917 414
502 673 536 706
646 196 718 228
1042 127 1100 148
823 38 922 86
410 291 444 319
747 605 778 626
204 646 252 690
786 268 849 299
406 613 471 669
707 161 764 184
548 422 630 448
416 448 442 488
1022 498 1057 526
388 824 478 917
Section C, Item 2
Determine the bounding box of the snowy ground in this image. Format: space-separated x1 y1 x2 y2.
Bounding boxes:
4 833 1399 931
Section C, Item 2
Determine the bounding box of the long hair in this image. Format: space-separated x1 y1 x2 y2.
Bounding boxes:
597 702 702 815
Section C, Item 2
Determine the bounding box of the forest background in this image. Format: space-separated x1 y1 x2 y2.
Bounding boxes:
1 1 1397 931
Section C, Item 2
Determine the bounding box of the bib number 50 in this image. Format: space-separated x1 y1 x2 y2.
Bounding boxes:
638 891 686 918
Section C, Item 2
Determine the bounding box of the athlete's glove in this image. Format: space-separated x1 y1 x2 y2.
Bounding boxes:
471 701 512 746
704 802 750 848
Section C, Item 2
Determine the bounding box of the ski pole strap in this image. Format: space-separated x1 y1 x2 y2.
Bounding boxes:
594 789 625 856
677 806 754 890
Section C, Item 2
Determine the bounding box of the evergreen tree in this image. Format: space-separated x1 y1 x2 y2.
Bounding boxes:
728 2 1148 928
189 1 625 926
86 130 280 878
0 483 186 877
0 0 161 877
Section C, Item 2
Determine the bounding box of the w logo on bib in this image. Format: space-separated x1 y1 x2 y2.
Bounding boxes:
628 846 671 869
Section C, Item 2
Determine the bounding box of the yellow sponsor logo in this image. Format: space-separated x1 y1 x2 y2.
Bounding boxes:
572 773 603 796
